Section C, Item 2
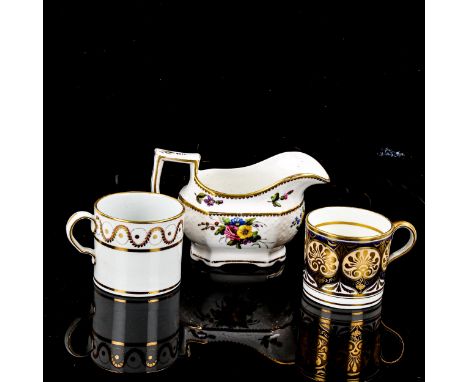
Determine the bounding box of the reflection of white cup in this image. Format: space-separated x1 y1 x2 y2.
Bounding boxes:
66 192 184 297
304 206 417 309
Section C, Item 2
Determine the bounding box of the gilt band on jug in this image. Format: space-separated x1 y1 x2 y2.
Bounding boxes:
182 199 306 266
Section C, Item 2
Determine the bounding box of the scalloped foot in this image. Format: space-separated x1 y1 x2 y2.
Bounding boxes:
189 243 287 267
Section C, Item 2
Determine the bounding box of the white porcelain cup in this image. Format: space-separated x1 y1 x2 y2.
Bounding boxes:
66 192 185 297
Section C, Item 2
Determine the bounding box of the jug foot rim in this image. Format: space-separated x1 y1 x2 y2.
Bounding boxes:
190 243 287 267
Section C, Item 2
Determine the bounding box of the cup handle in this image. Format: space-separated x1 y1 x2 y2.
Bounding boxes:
151 148 201 193
388 221 417 265
66 211 97 264
380 320 405 365
64 305 95 358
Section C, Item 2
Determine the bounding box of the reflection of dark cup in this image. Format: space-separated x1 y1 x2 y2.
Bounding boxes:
90 286 180 373
297 295 382 381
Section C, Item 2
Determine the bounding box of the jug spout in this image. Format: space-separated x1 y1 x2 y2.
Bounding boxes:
274 151 330 188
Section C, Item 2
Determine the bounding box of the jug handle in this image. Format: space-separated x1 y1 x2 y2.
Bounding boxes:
151 148 201 193
388 221 417 265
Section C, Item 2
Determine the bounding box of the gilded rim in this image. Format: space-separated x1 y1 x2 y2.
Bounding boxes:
194 173 329 198
180 194 303 216
94 236 183 252
93 278 181 296
306 206 394 242
315 221 384 234
153 153 329 199
94 191 185 224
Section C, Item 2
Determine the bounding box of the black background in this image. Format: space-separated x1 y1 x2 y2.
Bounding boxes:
45 1 423 380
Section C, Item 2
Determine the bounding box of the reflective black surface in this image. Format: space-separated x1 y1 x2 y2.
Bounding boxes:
45 139 424 381
45 141 424 382
53 222 423 381
45 1 423 380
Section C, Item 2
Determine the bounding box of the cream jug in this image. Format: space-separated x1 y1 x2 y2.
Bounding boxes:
151 148 329 267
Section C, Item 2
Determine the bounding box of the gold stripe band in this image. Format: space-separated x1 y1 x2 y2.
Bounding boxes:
306 219 392 242
313 312 373 320
303 288 382 308
315 221 384 234
94 236 183 252
93 278 181 296
113 297 165 304
94 191 185 224
180 195 303 217
303 277 383 299
93 330 179 347
306 207 394 242
96 285 179 303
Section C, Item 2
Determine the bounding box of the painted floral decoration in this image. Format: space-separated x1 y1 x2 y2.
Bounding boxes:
290 216 301 229
195 192 224 206
290 208 304 230
198 217 268 249
268 190 294 207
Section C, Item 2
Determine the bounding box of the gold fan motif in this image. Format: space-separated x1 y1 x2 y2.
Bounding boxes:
342 248 381 280
307 240 339 278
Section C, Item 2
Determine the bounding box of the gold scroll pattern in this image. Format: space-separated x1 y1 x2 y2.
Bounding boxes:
347 321 364 380
96 217 183 248
305 229 392 295
313 316 331 382
381 242 391 272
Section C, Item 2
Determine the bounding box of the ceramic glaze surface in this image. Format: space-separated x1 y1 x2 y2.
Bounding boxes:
298 297 383 381
66 192 184 296
151 148 329 266
303 207 417 309
65 286 181 373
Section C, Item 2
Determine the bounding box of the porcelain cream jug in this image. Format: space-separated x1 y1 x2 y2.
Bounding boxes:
151 148 330 267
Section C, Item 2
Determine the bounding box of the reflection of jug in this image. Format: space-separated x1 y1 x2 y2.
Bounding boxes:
151 148 329 267
297 296 404 381
180 267 296 364
192 261 286 284
65 286 180 374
